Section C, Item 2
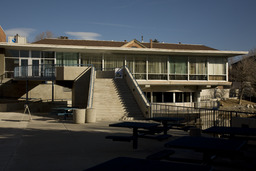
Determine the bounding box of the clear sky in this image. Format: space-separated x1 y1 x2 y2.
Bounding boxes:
1 0 255 51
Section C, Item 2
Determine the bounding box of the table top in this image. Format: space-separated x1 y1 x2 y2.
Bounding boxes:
52 107 78 110
149 117 185 122
203 126 256 136
84 157 212 171
109 122 160 129
165 136 246 153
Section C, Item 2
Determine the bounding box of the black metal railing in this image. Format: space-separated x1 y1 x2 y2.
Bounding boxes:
14 64 55 79
151 103 256 129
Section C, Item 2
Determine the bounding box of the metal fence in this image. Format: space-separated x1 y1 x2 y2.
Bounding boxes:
151 103 256 130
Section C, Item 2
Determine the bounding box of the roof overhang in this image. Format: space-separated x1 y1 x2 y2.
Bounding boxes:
0 42 248 57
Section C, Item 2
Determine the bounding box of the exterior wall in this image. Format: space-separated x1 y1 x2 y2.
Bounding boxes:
22 82 72 101
0 80 71 101
72 69 91 108
56 66 89 80
0 26 6 42
0 49 4 76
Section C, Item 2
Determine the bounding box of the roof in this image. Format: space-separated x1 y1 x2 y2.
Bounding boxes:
32 38 218 51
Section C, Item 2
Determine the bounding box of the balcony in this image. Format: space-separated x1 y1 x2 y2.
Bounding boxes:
14 64 55 80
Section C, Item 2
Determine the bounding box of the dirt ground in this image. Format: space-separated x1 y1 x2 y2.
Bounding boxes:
219 98 256 112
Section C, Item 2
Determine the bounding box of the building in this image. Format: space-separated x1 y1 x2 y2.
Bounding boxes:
0 31 248 120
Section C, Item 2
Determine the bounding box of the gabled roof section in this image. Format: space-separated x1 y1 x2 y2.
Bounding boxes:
121 39 147 48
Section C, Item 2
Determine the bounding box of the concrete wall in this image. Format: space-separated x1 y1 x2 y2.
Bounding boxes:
96 71 115 78
0 49 4 76
56 66 89 80
0 80 71 101
72 68 91 108
123 69 150 117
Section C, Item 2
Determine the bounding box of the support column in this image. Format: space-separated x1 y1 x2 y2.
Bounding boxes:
26 80 28 104
173 92 176 103
52 80 54 102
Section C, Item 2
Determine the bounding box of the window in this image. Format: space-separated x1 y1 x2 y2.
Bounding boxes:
104 54 124 70
189 57 207 80
56 52 78 66
153 92 162 102
81 53 102 70
134 55 146 79
148 55 167 80
5 49 19 57
42 51 55 58
32 51 40 58
209 57 226 80
176 92 183 102
163 92 173 102
20 50 29 57
169 56 188 80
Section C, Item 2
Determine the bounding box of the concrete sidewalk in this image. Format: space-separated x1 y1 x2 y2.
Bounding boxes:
0 112 188 171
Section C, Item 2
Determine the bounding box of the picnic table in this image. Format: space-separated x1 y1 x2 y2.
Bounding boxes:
202 126 256 140
165 136 247 163
52 107 77 120
107 122 160 149
84 157 212 171
149 117 185 135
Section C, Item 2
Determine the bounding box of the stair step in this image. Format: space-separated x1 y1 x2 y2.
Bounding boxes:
93 78 144 121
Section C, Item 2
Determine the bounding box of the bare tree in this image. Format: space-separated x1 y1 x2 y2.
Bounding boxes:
34 31 54 42
229 51 256 104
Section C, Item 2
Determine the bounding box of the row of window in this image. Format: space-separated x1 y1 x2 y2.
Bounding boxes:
145 92 195 103
5 50 227 81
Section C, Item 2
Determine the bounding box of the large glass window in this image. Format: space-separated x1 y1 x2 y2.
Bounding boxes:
32 51 40 58
189 57 207 80
169 56 188 80
134 55 146 79
163 92 173 102
209 57 226 80
104 54 124 70
153 92 162 102
56 52 78 66
148 55 167 80
5 58 19 72
20 50 29 58
5 49 19 57
126 55 134 73
42 51 55 58
81 53 102 70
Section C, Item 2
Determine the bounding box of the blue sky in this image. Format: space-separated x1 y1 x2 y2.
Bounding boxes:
1 0 256 51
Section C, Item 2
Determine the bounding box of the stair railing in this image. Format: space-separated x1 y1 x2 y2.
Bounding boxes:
123 65 151 117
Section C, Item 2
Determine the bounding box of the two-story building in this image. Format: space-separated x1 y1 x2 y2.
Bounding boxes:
0 32 248 120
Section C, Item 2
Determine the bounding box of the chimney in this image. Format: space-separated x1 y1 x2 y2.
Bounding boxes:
150 39 153 48
59 36 69 39
0 26 6 42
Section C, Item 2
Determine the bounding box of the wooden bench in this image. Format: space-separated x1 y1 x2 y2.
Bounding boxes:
106 136 134 142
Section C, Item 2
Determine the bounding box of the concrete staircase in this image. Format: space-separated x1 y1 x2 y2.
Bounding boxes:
93 78 144 121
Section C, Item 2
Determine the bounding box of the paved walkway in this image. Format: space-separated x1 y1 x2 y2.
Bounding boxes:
0 112 188 171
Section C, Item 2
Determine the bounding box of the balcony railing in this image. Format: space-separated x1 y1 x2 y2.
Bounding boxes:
14 64 55 80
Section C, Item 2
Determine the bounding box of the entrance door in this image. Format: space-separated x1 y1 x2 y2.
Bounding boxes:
21 59 28 77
